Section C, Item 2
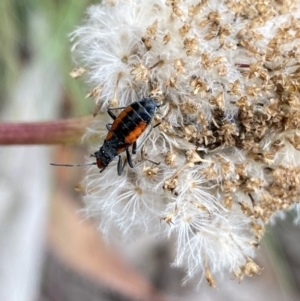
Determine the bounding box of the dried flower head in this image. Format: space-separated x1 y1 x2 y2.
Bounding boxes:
71 0 300 286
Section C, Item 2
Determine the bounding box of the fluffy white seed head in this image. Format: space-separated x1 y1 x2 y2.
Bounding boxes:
72 0 300 286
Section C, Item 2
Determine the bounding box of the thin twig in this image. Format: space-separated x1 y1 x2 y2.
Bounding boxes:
0 116 93 145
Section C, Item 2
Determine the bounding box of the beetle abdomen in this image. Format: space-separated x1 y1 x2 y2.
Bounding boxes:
106 97 157 149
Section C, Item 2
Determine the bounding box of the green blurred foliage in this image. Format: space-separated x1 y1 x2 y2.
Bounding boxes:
0 0 97 115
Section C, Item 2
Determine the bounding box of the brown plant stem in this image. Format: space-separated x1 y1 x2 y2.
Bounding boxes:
0 116 93 145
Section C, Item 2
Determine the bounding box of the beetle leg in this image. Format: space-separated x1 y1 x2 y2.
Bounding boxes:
107 106 126 120
130 146 160 169
113 149 135 175
145 158 160 165
107 110 117 120
131 158 160 169
132 141 137 155
117 155 122 175
117 155 128 175
100 167 106 173
140 146 160 166
106 123 112 130
126 148 134 168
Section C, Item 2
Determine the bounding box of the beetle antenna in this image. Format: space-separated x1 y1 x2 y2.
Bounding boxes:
50 162 96 167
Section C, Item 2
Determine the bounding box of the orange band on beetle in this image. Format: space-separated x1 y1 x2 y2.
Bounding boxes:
124 121 147 144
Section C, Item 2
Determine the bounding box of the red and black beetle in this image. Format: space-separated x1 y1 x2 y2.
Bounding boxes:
93 97 161 175
51 97 160 175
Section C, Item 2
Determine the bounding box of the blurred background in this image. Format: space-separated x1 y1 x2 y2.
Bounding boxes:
1 1 300 301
